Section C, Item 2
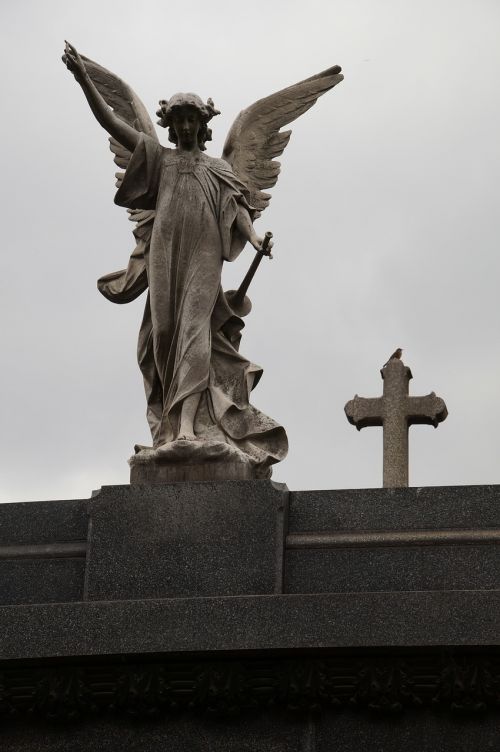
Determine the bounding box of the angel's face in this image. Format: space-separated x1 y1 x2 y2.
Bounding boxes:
171 106 201 150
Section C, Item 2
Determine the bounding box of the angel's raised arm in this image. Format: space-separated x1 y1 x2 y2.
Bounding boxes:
62 42 139 153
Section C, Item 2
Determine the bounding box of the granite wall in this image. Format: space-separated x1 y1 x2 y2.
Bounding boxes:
0 481 498 750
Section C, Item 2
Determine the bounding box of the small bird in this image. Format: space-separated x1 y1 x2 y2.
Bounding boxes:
383 347 403 368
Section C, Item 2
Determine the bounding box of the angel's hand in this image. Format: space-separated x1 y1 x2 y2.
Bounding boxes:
250 233 274 255
62 41 87 82
61 44 140 153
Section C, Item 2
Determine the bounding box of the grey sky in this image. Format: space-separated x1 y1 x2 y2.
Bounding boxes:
1 0 500 501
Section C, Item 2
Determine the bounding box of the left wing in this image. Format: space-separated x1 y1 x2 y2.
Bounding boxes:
80 54 158 302
222 65 343 214
81 54 157 230
80 54 158 145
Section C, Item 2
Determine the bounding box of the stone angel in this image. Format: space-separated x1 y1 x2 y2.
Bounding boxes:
62 42 343 481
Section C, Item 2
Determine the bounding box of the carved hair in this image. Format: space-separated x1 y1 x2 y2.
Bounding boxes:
156 93 220 151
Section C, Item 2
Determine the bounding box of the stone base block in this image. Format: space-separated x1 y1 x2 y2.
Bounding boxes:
84 480 289 600
130 459 261 483
129 438 271 483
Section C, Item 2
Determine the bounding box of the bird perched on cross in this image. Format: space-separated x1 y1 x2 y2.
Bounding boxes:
383 348 403 368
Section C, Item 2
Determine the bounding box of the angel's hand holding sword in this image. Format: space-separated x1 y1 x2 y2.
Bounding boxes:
225 232 274 318
234 202 274 256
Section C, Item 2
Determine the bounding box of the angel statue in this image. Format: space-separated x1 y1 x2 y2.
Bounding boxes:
62 41 343 482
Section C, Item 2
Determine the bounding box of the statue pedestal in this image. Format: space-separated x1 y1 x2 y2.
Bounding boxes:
130 459 260 483
129 438 271 483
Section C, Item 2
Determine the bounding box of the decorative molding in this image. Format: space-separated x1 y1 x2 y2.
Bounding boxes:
0 541 87 561
0 649 498 722
287 528 500 550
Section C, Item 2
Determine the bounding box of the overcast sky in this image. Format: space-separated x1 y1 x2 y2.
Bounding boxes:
1 0 500 502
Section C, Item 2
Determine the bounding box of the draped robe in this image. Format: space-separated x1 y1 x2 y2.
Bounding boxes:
98 134 287 475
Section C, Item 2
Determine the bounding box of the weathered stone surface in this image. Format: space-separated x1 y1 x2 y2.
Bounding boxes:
0 498 87 544
288 485 500 532
0 559 84 606
285 484 500 594
285 544 500 594
345 358 447 487
315 712 500 752
0 480 498 748
2 705 498 751
0 482 498 610
84 480 289 601
2 648 498 720
129 442 265 483
62 45 343 479
0 498 87 605
0 714 306 752
130 459 258 483
0 590 498 661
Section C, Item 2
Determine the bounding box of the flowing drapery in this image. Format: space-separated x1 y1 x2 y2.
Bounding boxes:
99 135 287 473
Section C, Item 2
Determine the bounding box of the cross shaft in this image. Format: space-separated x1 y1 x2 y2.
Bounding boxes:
344 359 448 487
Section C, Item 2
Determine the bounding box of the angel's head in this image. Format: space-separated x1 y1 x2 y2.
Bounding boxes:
156 93 220 151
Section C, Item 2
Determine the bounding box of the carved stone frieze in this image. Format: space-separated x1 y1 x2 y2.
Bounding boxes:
0 650 498 723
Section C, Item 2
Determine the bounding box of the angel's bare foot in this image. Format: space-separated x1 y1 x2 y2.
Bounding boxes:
177 431 197 442
176 393 202 443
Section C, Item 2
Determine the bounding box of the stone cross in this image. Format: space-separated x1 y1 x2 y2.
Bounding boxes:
344 358 448 487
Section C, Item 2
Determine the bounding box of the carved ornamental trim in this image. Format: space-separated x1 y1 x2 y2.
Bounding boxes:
0 649 499 722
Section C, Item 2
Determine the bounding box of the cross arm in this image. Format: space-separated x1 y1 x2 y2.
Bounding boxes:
407 392 448 428
344 396 384 430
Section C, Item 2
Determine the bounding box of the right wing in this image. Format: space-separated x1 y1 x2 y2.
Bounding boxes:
222 65 343 215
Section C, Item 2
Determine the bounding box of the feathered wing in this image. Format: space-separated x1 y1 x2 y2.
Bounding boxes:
80 54 158 302
81 53 157 157
222 65 343 214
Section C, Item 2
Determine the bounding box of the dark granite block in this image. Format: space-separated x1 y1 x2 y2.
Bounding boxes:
289 485 500 533
0 591 498 661
0 558 85 605
316 710 500 752
0 713 306 752
0 498 88 545
85 480 289 601
285 544 500 594
0 707 498 751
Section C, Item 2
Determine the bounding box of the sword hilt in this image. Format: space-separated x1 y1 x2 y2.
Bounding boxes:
259 231 273 259
224 230 274 318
